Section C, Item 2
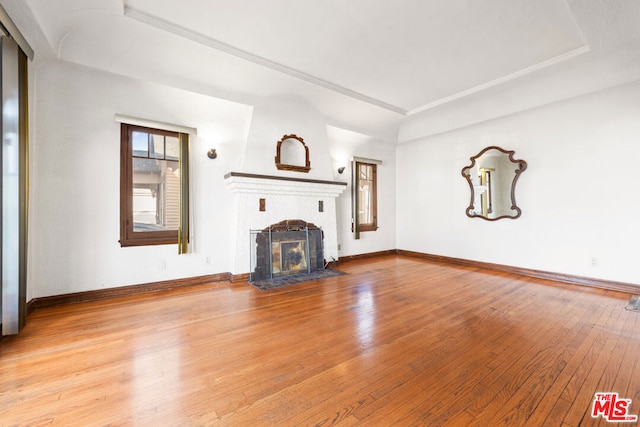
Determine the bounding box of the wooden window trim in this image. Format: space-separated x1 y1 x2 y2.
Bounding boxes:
357 162 378 232
352 160 379 239
120 123 180 247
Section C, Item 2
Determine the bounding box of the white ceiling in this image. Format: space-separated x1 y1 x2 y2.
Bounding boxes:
123 0 588 114
4 0 640 140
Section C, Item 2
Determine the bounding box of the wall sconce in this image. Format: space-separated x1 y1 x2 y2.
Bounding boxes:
338 166 345 174
207 148 217 159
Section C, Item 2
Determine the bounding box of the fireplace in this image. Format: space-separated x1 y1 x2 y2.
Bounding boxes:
224 172 346 277
251 220 324 281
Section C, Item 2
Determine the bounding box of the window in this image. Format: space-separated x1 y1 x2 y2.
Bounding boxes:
352 160 378 238
120 123 189 250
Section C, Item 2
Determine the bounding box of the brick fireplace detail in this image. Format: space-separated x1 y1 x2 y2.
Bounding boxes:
224 172 347 275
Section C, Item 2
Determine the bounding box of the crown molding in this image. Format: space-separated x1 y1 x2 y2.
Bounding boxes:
124 6 591 120
124 6 407 115
407 45 591 116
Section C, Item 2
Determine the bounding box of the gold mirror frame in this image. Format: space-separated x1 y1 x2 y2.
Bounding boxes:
275 134 310 173
461 146 527 221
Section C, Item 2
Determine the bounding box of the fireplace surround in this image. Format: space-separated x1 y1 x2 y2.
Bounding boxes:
224 172 347 276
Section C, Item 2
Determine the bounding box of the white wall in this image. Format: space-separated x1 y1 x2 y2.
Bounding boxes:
397 79 640 285
28 59 253 299
328 126 397 258
32 49 640 300
239 96 334 181
28 60 395 299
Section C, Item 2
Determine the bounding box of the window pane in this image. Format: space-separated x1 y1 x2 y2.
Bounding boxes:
165 136 179 161
132 131 148 157
132 157 180 232
360 164 372 180
150 134 165 159
356 162 376 228
359 181 373 224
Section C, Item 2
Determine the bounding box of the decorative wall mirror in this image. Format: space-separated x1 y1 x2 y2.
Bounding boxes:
275 134 310 173
461 146 527 220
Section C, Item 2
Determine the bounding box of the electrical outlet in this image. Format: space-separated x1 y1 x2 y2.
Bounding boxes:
205 255 212 265
158 259 166 270
591 257 598 267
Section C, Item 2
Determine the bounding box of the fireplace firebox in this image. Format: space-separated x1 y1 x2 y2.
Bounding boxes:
250 220 324 281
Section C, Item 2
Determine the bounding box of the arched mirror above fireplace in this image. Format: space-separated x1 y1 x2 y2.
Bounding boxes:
275 134 311 173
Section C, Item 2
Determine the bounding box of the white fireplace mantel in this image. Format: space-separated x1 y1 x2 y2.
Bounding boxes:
223 172 347 197
224 172 347 275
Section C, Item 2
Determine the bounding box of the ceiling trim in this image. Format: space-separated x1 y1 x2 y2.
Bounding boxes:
406 44 591 116
124 5 407 115
124 5 591 119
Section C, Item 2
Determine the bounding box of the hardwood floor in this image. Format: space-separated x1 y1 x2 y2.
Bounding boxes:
1 255 638 426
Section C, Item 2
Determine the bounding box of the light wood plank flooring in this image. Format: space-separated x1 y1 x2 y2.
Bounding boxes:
1 255 639 426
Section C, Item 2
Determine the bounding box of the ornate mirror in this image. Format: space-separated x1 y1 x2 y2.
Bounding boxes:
461 146 527 220
275 134 310 173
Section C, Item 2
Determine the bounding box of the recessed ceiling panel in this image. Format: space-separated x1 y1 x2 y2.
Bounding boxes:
124 0 587 112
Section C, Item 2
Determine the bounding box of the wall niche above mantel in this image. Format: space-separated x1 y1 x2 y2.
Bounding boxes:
275 134 311 173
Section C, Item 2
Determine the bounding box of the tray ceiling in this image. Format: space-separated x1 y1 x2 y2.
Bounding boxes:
24 0 587 113
123 0 588 115
10 0 640 138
